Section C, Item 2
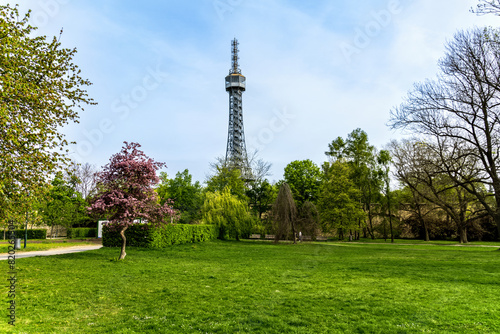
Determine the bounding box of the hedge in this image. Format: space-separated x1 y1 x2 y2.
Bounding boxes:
67 228 97 239
102 223 218 248
10 229 47 239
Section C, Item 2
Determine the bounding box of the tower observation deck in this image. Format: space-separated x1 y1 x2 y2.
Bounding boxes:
225 38 252 179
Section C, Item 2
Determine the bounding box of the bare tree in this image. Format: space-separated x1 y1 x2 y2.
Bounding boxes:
390 139 486 243
248 150 272 183
66 161 98 199
389 28 500 238
208 151 272 184
272 182 297 243
471 0 500 15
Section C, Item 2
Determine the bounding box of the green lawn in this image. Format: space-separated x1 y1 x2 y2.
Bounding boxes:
2 240 500 333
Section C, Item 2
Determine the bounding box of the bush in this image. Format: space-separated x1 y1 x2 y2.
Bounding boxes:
102 224 217 248
67 228 97 239
11 229 47 239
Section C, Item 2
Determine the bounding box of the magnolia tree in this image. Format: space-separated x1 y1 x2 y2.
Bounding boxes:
89 142 178 260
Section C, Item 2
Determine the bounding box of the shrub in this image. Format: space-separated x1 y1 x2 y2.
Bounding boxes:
67 228 97 239
12 229 47 239
102 223 217 248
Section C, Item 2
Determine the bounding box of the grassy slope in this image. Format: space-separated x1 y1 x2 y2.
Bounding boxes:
2 240 500 333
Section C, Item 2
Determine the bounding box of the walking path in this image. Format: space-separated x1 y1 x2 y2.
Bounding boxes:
0 245 103 260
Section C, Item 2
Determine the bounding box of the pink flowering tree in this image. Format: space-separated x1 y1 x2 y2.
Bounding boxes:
89 142 178 260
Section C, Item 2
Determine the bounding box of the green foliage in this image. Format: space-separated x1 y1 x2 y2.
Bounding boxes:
246 179 277 220
283 160 321 206
318 161 365 236
326 129 387 238
149 224 218 248
67 228 97 239
11 229 47 239
40 173 90 229
102 223 217 248
0 5 94 217
156 169 203 223
202 187 253 240
205 165 247 200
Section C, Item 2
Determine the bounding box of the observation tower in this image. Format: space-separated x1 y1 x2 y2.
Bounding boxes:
224 38 252 179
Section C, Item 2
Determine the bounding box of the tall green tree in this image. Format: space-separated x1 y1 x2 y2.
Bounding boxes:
283 160 321 207
157 170 203 224
41 172 90 236
326 129 383 239
246 179 277 220
318 161 365 240
0 5 94 216
206 164 247 201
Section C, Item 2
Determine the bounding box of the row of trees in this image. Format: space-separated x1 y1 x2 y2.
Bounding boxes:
3 3 500 256
389 26 500 243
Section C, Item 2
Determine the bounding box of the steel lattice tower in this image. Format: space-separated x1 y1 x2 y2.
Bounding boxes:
225 38 251 179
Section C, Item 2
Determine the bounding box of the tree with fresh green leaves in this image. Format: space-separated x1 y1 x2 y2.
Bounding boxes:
318 161 365 240
272 182 298 243
0 5 94 218
40 172 90 236
246 179 277 221
156 169 203 224
326 129 384 239
206 163 247 201
283 160 321 207
202 187 253 240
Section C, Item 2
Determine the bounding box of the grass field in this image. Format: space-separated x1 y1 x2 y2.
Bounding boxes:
2 240 500 333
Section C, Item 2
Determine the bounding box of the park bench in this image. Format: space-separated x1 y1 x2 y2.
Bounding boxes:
264 234 275 240
249 234 261 239
316 236 328 241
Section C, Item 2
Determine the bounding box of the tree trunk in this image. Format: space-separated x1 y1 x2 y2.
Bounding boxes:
389 216 394 243
494 210 500 240
423 221 430 242
118 225 129 260
383 219 387 241
367 214 375 239
458 224 468 244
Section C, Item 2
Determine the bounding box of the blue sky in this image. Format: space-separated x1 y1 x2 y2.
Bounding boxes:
9 0 498 183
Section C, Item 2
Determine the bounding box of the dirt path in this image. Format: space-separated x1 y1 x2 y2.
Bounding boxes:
0 245 103 260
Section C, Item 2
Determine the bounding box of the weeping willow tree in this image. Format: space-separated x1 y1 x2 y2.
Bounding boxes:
272 183 297 243
202 187 253 240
